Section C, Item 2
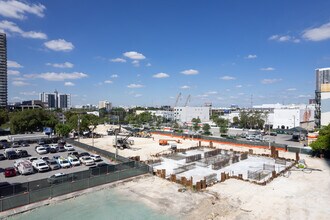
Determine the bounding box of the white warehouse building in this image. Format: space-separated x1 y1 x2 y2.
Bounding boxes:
174 106 210 123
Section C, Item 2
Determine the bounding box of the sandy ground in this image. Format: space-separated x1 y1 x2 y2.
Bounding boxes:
80 129 330 219
114 155 330 220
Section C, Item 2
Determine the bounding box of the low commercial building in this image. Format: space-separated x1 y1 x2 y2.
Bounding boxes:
174 106 210 123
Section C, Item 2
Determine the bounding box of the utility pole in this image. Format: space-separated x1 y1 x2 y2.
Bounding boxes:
77 114 80 142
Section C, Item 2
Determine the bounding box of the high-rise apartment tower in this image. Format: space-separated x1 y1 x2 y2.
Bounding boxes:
0 33 7 108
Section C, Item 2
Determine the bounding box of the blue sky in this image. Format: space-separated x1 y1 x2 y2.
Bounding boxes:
1 0 330 107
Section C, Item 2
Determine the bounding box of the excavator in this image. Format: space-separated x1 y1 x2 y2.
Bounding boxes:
113 133 132 150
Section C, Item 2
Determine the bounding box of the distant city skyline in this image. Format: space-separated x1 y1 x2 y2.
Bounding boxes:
1 0 330 107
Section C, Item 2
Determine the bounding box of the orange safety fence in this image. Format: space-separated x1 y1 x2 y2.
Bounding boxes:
151 131 287 152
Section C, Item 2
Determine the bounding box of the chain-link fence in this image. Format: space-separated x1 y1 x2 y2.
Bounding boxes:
0 162 150 212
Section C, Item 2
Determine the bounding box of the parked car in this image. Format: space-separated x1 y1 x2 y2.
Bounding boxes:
57 157 71 168
64 144 74 151
270 132 277 136
79 156 95 166
29 156 38 162
49 145 58 153
89 162 109 175
21 141 30 147
246 135 256 140
35 146 48 154
57 145 66 152
40 156 50 162
16 149 29 158
47 173 73 184
90 154 102 162
53 155 61 160
32 159 49 172
4 167 16 177
47 159 61 170
0 139 9 149
4 149 19 160
14 159 25 169
12 142 20 148
37 139 45 145
0 153 6 160
79 152 90 158
68 151 79 158
43 144 51 153
67 155 80 166
16 160 34 175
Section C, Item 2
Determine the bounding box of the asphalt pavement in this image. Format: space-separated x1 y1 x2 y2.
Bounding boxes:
0 142 114 184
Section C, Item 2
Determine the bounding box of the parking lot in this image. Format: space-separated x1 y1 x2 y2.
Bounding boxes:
0 141 115 184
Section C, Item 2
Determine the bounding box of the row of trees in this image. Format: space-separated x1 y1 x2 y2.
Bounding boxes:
310 124 330 152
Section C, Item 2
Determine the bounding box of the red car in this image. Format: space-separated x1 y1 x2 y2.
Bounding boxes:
4 167 16 177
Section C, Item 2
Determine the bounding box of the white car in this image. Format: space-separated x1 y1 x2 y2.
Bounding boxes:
14 159 25 169
32 159 49 172
57 157 71 168
90 154 102 162
79 156 95 166
16 160 34 175
35 146 48 154
64 144 75 151
68 156 80 166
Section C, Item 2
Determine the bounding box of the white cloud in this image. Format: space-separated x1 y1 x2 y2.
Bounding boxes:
302 22 330 41
24 72 88 81
181 69 199 75
236 85 243 88
46 62 74 68
7 60 23 68
153 72 169 78
261 78 282 84
0 0 46 20
132 60 140 67
111 74 118 78
19 91 38 96
104 80 113 84
134 94 142 97
146 63 151 67
287 88 297 91
21 31 47 39
12 80 29 86
7 69 20 75
207 91 218 95
64 81 75 86
298 94 312 98
269 34 300 43
110 58 126 63
245 54 257 59
260 67 275 71
238 93 245 95
123 51 146 60
180 85 190 89
44 39 74 52
0 20 47 39
127 83 144 88
220 76 236 80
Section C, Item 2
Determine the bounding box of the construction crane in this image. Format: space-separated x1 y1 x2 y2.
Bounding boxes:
174 92 181 108
184 95 191 107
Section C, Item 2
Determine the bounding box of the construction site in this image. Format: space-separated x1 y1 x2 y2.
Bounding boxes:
82 125 298 190
152 147 293 187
